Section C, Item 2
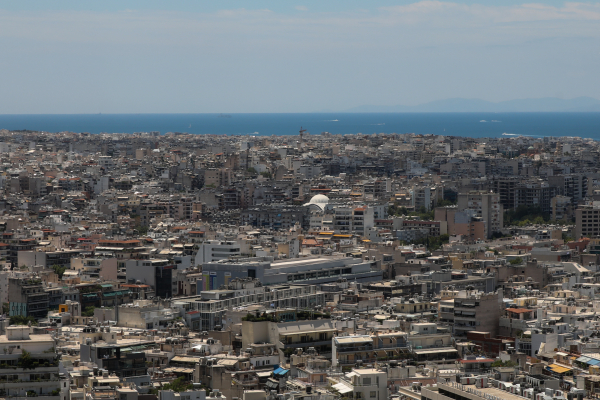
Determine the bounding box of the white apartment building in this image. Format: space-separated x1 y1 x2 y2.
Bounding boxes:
194 241 241 265
334 369 387 400
331 206 375 235
0 326 67 400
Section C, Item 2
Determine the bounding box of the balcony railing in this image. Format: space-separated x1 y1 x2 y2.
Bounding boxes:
283 340 331 349
336 346 374 353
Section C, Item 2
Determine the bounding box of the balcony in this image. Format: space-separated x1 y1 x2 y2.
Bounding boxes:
0 379 60 389
283 340 332 349
336 345 374 354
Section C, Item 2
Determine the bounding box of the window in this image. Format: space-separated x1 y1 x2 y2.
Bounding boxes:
370 392 377 398
363 378 371 385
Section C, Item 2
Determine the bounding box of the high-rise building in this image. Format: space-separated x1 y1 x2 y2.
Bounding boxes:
457 191 503 239
575 202 600 239
411 185 442 212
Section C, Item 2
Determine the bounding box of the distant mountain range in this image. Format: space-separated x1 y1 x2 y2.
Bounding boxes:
344 97 600 112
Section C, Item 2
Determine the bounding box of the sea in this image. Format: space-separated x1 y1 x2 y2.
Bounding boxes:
0 112 599 139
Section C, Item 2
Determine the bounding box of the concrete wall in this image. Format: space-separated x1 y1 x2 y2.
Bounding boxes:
241 321 271 349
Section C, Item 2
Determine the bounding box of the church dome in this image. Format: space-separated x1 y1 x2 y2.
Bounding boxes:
309 194 330 204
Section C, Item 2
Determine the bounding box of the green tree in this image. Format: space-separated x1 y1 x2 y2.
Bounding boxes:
159 377 193 393
504 205 550 226
82 306 95 317
9 315 37 326
18 350 35 369
437 199 457 207
388 205 409 216
562 233 574 243
410 206 435 221
403 234 450 252
52 264 67 279
509 257 523 265
491 360 518 368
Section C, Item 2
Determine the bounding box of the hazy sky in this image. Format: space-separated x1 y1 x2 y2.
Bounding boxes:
1 0 599 113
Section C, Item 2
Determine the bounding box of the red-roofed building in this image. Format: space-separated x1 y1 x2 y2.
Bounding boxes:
458 356 495 373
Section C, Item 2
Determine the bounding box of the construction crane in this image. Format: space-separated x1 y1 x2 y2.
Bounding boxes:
299 126 307 146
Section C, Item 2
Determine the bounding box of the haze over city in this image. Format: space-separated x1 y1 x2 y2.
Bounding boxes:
1 0 599 113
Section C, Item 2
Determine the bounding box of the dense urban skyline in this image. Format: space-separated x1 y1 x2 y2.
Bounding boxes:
2 1 600 400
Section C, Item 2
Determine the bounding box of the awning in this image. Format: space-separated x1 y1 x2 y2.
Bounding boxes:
413 348 458 355
273 367 289 376
266 379 279 389
588 359 600 366
576 356 591 363
546 364 572 374
335 336 372 345
333 383 353 394
217 359 238 366
171 356 201 363
164 367 194 374
103 290 130 297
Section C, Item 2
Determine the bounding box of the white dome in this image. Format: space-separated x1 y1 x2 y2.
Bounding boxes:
309 194 330 204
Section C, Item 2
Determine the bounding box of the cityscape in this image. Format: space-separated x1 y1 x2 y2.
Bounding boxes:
2 0 600 400
0 127 598 400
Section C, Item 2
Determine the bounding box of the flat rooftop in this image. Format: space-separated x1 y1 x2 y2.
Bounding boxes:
433 382 526 400
0 334 54 344
271 256 348 267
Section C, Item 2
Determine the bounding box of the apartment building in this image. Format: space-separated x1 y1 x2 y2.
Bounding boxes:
8 277 49 320
452 290 503 338
331 332 408 367
125 259 175 298
241 205 309 230
575 202 600 239
412 185 442 212
178 284 326 331
0 327 65 400
80 336 151 378
194 241 241 265
331 205 375 235
515 181 558 214
333 369 387 400
457 191 503 239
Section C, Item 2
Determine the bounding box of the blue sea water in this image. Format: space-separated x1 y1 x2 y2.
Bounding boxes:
0 112 599 139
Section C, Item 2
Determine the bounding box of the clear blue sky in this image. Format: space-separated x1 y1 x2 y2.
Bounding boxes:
0 0 598 113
